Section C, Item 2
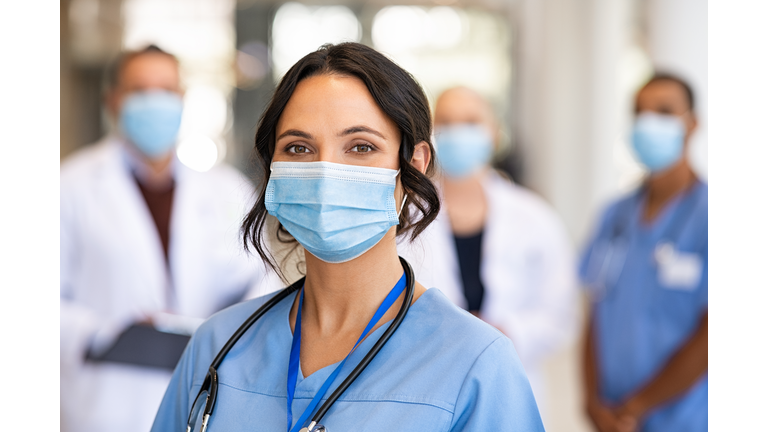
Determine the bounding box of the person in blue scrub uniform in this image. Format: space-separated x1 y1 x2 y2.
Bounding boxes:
579 74 708 432
151 43 544 432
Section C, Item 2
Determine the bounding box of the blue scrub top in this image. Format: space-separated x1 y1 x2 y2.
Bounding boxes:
151 288 544 432
579 181 708 431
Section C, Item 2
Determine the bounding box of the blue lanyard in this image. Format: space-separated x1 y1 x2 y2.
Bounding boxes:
286 272 407 432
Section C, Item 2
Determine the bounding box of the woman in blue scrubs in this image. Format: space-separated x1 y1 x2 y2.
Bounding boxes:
579 74 708 432
151 43 543 432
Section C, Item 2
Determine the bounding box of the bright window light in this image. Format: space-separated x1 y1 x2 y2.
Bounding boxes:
272 2 361 80
177 135 219 172
179 86 229 140
372 6 429 53
426 7 463 49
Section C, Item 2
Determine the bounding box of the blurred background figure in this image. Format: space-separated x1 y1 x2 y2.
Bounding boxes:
60 45 278 432
61 1 706 430
399 87 579 415
579 74 707 431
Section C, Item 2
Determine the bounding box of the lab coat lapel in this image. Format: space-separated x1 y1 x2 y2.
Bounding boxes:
168 164 210 316
480 172 534 319
430 210 465 307
479 173 507 314
97 139 170 311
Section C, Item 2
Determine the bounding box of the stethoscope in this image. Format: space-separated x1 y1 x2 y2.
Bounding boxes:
186 257 416 432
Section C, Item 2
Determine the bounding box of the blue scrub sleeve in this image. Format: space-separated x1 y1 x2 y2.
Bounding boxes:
449 336 545 432
699 245 708 310
151 334 197 432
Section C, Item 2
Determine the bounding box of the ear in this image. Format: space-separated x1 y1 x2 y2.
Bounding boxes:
410 141 431 175
684 113 698 143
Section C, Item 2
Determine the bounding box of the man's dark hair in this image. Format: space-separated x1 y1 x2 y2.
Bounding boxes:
644 72 696 112
104 44 179 91
241 42 440 279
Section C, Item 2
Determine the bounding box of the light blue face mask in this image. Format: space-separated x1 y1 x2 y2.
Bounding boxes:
631 112 686 172
265 161 405 264
434 123 493 178
119 90 184 159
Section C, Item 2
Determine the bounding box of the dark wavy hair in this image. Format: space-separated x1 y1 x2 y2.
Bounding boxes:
241 42 440 279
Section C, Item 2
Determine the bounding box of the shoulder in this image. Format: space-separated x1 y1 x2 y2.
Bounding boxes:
60 138 117 186
191 289 285 352
406 289 524 378
692 181 708 218
414 292 543 430
178 162 256 202
683 180 708 247
486 172 554 218
484 171 568 237
419 288 506 345
591 188 642 234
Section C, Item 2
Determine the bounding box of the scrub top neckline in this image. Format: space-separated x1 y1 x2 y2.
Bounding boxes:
282 286 435 382
636 179 702 232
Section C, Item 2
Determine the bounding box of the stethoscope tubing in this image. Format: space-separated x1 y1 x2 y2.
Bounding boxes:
189 257 416 432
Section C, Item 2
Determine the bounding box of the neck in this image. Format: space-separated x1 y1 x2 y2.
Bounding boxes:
442 169 486 195
298 229 405 334
124 140 175 189
643 158 697 221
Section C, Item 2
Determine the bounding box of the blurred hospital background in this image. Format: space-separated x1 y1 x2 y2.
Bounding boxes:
60 0 707 430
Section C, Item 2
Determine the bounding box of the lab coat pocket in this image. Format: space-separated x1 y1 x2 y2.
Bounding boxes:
657 250 703 292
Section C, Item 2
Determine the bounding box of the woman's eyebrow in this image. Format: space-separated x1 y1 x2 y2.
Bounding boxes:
277 129 313 140
339 125 386 139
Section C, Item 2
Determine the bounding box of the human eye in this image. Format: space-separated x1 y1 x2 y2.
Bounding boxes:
286 144 311 154
349 143 375 153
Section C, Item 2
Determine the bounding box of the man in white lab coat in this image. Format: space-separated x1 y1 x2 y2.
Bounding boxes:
398 87 579 414
60 46 278 432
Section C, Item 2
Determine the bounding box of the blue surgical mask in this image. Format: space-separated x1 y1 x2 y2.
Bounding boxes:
265 161 405 264
631 112 686 172
434 124 493 178
119 90 184 159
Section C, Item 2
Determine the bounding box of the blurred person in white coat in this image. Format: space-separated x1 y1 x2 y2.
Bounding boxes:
60 45 279 432
398 87 579 413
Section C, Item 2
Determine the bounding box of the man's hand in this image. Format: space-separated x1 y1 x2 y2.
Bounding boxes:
586 397 638 432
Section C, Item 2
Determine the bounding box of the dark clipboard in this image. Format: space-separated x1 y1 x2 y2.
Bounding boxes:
86 324 191 371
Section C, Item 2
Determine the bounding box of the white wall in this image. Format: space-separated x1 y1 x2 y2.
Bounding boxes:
514 1 633 430
516 0 630 257
646 0 708 180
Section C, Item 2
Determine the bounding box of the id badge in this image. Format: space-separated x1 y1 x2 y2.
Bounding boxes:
655 242 703 291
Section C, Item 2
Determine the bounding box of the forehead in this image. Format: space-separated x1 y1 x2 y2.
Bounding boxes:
636 80 690 110
434 88 493 123
118 53 179 88
277 74 399 137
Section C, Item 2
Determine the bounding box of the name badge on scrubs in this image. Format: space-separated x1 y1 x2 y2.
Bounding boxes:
654 242 703 291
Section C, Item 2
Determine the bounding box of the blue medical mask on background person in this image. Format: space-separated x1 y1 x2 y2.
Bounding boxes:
265 161 405 264
119 90 184 159
434 123 494 178
631 111 686 172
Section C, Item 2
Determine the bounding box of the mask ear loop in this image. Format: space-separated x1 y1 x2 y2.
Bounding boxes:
395 169 407 218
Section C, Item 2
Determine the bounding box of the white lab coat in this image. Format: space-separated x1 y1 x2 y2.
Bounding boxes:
398 171 579 410
60 137 280 432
